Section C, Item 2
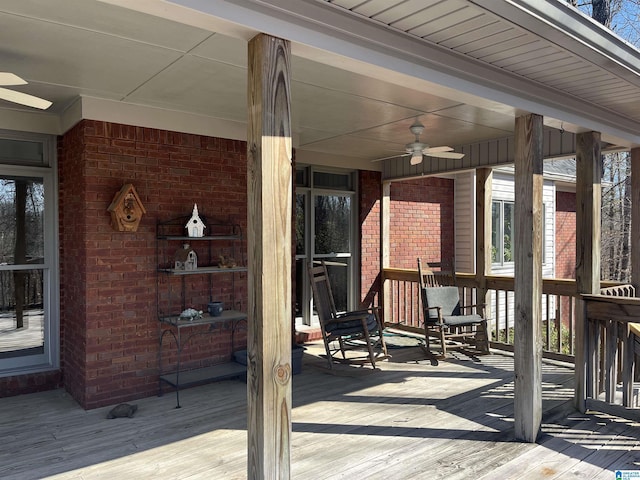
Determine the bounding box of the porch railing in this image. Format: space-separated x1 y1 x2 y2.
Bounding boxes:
383 268 640 412
382 268 577 362
583 290 640 410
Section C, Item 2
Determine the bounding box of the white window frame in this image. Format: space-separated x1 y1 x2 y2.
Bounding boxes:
0 131 59 377
295 165 358 327
492 199 514 267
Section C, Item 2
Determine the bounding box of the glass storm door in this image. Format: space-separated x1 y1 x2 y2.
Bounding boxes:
295 168 356 326
312 193 352 313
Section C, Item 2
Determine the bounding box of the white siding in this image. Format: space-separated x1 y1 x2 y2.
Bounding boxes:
454 171 475 273
485 171 557 332
542 180 556 279
491 172 555 278
491 172 516 276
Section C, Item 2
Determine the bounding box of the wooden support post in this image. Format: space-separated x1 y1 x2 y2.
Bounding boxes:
623 327 635 406
631 148 640 294
513 113 543 443
628 148 639 407
574 131 602 413
246 33 292 480
381 180 391 324
475 168 493 317
604 320 618 403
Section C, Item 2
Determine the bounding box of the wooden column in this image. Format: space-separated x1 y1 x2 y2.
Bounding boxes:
631 148 640 293
246 33 292 479
475 168 493 315
381 180 391 323
513 113 543 443
574 131 602 413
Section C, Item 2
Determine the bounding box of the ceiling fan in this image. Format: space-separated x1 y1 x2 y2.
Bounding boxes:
0 72 52 110
373 120 464 165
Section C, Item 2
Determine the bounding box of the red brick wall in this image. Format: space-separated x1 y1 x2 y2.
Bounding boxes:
59 120 248 409
390 177 454 269
58 122 89 405
0 371 62 398
9 120 456 407
359 170 381 307
555 191 576 279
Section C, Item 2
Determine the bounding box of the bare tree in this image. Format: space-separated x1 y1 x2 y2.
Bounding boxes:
601 152 632 281
567 0 635 281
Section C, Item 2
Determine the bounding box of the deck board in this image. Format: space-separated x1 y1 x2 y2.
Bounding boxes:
0 341 638 479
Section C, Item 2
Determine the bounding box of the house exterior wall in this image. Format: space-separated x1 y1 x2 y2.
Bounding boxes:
3 119 456 408
453 171 577 281
555 191 577 279
359 170 381 308
58 121 89 405
489 172 555 278
452 171 568 334
58 120 249 409
454 171 475 273
389 177 455 270
0 370 62 399
0 120 385 408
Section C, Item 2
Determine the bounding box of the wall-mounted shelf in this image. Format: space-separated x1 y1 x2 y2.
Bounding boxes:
156 215 247 408
158 266 247 275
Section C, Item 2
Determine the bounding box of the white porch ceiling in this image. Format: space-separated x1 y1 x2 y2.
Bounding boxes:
1 0 640 169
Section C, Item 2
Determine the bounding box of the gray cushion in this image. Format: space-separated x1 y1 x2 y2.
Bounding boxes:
326 312 378 336
442 314 483 326
424 286 483 326
424 286 461 318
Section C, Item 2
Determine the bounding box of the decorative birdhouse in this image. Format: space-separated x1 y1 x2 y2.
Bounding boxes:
107 184 146 232
174 243 198 271
185 203 206 237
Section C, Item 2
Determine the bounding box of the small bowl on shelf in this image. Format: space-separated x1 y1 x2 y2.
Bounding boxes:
208 301 224 316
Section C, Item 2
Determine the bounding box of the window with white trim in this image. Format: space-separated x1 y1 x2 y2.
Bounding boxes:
492 200 514 265
492 200 548 266
0 132 59 376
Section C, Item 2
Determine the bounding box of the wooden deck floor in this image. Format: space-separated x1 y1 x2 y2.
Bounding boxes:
1 340 640 479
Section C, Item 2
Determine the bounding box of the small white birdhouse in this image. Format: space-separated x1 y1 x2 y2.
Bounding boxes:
174 244 197 271
185 204 206 237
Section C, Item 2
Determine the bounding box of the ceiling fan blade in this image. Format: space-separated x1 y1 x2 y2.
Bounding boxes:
371 153 408 162
410 154 423 166
424 151 464 159
0 72 27 86
423 145 454 154
0 87 52 110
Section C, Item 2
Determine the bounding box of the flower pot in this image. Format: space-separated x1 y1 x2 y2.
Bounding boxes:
208 301 224 316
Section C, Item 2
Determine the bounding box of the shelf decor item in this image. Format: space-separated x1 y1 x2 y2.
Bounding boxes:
179 308 203 320
208 301 224 316
218 255 237 268
174 243 197 271
107 183 146 232
185 203 206 237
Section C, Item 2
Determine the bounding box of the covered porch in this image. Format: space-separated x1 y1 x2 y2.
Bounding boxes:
3 342 639 480
3 0 640 477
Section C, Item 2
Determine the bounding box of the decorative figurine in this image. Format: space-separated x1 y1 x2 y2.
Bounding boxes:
106 403 138 419
174 243 197 271
218 255 237 268
107 184 146 232
186 203 206 237
179 308 203 321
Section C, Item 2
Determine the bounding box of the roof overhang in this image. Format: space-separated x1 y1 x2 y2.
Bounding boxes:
1 0 640 174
